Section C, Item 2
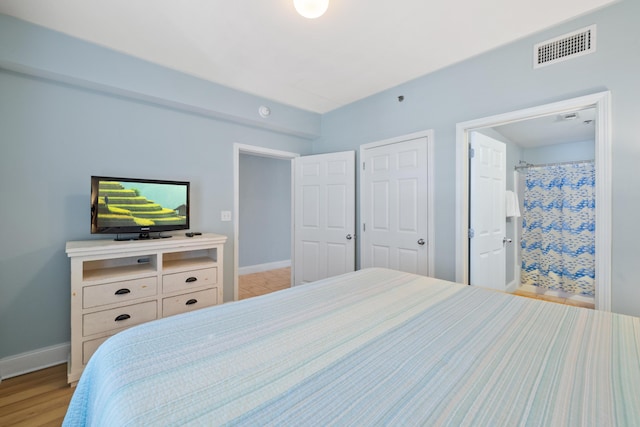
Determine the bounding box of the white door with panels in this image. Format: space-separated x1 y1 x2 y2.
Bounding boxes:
361 137 429 275
293 151 355 285
469 132 506 290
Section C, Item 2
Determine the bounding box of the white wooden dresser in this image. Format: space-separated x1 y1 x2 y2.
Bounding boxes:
65 233 226 385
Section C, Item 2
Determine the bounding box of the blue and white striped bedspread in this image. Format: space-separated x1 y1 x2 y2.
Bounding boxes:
63 268 640 426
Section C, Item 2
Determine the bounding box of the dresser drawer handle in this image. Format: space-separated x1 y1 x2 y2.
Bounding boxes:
185 277 198 283
185 299 198 306
114 288 131 295
114 314 131 322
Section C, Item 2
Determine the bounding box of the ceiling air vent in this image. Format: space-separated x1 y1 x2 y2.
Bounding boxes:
534 25 596 69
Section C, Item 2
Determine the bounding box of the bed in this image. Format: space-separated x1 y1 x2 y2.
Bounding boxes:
63 268 640 426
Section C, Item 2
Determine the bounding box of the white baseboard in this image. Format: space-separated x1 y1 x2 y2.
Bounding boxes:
506 279 519 293
0 342 69 382
238 260 291 275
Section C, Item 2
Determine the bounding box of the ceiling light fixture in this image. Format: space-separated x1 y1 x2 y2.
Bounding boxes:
294 0 329 19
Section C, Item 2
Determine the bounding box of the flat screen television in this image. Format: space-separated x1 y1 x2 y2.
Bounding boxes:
91 176 190 240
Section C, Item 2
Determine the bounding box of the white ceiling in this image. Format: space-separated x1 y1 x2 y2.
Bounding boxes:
495 107 596 148
0 0 617 113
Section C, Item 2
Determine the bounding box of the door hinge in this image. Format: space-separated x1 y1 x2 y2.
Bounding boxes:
363 223 366 232
469 146 475 158
468 228 475 238
362 161 366 171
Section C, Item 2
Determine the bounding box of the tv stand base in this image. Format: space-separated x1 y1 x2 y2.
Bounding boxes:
114 233 173 241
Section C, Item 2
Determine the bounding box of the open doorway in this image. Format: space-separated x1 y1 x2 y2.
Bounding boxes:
233 144 298 301
238 153 293 299
455 92 611 311
487 107 596 308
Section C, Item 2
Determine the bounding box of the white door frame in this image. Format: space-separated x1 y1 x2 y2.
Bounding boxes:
360 130 436 276
455 91 612 311
233 143 299 301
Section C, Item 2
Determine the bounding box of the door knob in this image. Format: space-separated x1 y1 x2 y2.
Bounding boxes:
417 238 425 246
346 234 353 240
503 237 512 246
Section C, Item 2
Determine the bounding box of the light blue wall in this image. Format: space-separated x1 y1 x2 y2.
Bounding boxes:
315 0 640 317
523 140 595 164
0 14 315 359
239 154 291 268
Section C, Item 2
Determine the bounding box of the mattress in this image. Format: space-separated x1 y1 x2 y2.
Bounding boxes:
63 268 640 426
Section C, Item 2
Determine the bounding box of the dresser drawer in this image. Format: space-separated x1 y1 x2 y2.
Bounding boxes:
162 288 218 317
163 267 217 294
83 336 109 365
83 301 157 336
83 277 158 308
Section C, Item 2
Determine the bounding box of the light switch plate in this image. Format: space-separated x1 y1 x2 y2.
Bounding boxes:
220 211 232 221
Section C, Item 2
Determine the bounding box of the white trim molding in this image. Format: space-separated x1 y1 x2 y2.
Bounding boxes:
0 342 69 382
455 91 612 311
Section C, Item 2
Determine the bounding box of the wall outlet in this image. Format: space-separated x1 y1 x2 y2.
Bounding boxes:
220 210 232 221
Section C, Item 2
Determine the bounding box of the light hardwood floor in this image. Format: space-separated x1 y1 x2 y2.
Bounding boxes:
512 288 595 309
2 268 592 425
0 363 73 427
238 267 291 299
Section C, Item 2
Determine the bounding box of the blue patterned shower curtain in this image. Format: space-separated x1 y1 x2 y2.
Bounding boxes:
520 162 595 296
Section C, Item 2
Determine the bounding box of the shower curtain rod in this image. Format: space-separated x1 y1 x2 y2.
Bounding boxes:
514 159 594 171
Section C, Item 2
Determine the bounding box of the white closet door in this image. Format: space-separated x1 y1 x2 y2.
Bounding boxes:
361 137 429 275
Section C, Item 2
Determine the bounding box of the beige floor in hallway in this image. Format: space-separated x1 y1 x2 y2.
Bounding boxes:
238 267 291 299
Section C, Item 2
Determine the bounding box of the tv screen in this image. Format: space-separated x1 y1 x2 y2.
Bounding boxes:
91 176 190 239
